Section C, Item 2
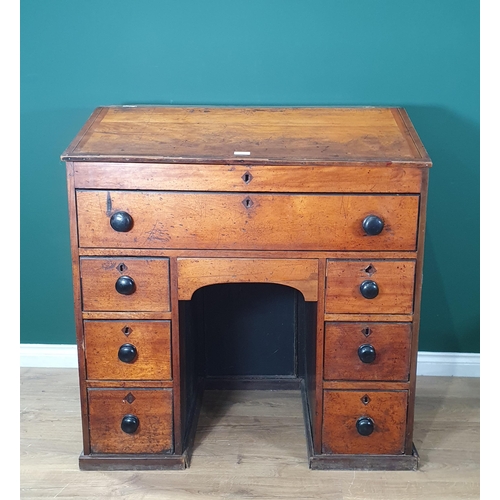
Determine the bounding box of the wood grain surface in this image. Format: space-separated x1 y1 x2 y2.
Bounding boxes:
325 260 416 314
87 388 173 454
177 258 319 301
61 107 432 165
20 369 479 500
80 257 170 312
76 190 419 251
73 162 423 193
323 322 411 381
322 390 408 455
84 320 172 380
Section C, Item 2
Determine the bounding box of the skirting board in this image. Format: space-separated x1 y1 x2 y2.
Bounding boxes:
19 344 480 377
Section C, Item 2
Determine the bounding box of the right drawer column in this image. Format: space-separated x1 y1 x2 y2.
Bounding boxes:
322 259 416 456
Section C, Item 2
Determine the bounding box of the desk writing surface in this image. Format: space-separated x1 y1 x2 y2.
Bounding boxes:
62 106 431 165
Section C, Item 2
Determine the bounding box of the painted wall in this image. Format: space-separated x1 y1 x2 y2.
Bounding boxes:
21 0 479 353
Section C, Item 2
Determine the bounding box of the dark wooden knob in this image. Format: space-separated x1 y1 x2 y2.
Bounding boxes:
362 215 384 235
118 343 137 363
110 211 133 232
360 280 379 299
121 414 139 434
356 417 374 436
115 276 136 295
358 344 376 363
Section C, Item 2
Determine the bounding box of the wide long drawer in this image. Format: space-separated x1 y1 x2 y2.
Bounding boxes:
76 190 419 251
73 163 423 193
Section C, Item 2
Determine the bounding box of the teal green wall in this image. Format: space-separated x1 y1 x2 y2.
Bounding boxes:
21 0 479 352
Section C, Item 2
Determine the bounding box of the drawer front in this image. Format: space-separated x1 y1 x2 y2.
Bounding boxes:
85 321 171 380
323 322 411 381
177 258 318 301
88 388 173 454
322 390 408 455
74 163 423 193
80 258 170 312
325 260 416 314
76 190 419 251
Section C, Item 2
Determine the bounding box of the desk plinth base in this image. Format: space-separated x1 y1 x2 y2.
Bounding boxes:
78 447 419 472
307 446 419 471
79 452 188 471
78 445 419 472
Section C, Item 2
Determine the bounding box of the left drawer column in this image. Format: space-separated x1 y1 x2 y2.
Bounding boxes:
66 163 181 469
78 257 176 469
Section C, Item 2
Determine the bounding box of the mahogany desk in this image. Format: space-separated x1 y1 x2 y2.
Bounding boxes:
61 106 431 470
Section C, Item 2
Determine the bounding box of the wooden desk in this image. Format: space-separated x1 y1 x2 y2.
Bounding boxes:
61 106 431 470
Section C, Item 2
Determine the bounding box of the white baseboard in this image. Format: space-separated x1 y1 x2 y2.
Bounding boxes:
20 344 480 377
20 344 79 368
416 351 479 377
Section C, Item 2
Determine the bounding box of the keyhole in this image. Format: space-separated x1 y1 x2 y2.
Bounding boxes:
242 196 254 208
121 325 133 336
364 264 376 276
124 392 136 404
242 171 253 184
117 263 128 272
361 327 372 337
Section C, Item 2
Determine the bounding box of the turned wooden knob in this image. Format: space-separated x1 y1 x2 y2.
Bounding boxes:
362 215 384 235
356 417 374 436
121 414 139 434
110 211 133 232
115 276 136 295
360 280 379 299
358 344 376 363
118 343 137 363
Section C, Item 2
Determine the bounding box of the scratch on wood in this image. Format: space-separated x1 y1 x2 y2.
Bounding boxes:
101 260 116 270
145 221 171 243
